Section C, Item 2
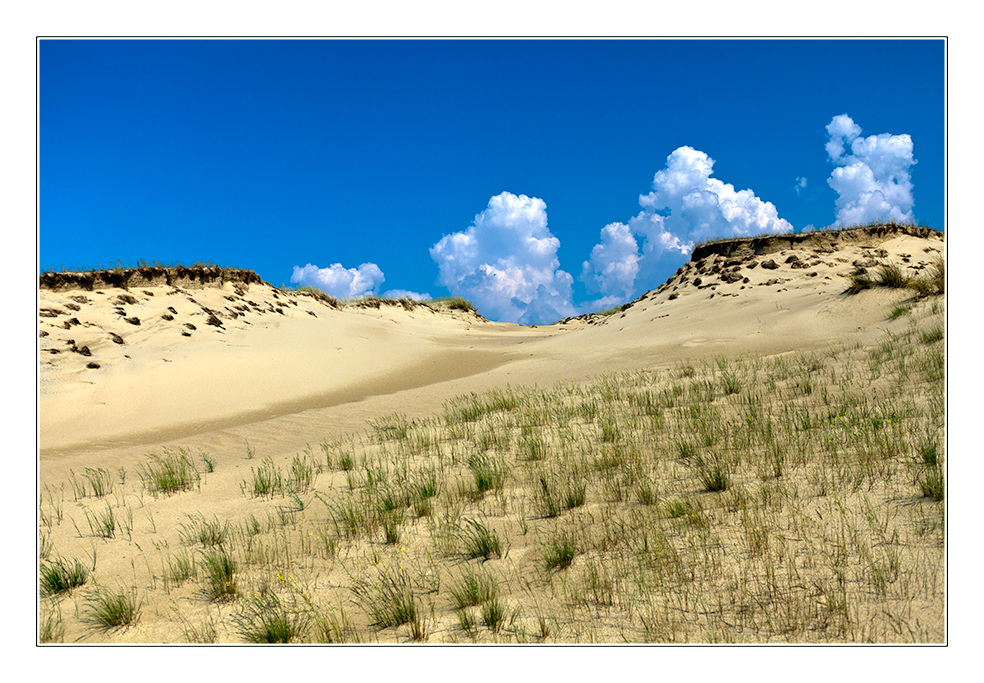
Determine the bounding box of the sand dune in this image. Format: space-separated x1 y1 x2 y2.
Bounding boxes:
37 225 945 644
40 226 943 456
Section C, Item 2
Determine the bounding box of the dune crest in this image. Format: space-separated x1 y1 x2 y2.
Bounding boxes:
39 226 944 454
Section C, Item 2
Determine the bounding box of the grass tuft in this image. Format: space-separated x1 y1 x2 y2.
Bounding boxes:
140 448 200 496
40 557 89 596
460 519 503 560
352 567 426 639
875 262 911 289
200 548 238 601
83 585 141 630
234 592 310 643
543 534 577 571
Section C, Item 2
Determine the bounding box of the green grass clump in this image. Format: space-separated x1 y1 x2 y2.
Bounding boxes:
288 453 318 492
39 606 65 643
200 548 238 600
248 459 284 498
481 596 508 632
233 592 310 643
890 304 911 320
909 258 945 297
535 472 587 518
844 270 873 294
543 535 577 571
445 296 475 312
919 463 945 501
84 467 113 497
83 586 141 630
460 519 502 560
448 569 499 610
82 503 117 538
140 448 200 496
468 453 506 496
876 263 911 289
179 514 230 547
352 568 426 639
40 557 89 596
694 454 732 492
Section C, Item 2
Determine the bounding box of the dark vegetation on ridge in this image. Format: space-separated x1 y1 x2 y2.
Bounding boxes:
690 223 940 263
39 264 263 292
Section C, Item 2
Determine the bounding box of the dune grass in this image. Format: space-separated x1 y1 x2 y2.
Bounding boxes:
284 285 480 317
140 448 201 496
40 557 89 596
233 591 310 643
38 294 944 643
846 257 944 298
83 585 141 630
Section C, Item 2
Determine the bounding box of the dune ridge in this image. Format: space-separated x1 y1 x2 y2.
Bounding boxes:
39 264 264 292
689 223 939 262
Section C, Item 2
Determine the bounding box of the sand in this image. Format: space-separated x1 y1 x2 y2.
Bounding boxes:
36 225 945 645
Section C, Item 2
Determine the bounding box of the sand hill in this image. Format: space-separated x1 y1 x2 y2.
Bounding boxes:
37 225 946 644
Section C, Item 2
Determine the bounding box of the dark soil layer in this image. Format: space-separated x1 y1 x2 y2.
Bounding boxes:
39 266 264 292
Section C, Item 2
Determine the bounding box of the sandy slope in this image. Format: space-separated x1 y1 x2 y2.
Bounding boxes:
36 226 944 644
39 227 943 468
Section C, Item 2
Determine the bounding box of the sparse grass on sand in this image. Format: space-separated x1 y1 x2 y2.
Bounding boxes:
39 557 89 597
845 257 944 298
83 585 142 630
287 286 479 316
39 295 944 644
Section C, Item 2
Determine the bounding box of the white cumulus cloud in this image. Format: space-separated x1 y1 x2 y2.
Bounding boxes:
825 114 916 226
430 191 576 324
582 146 792 299
580 222 640 300
290 262 385 299
383 289 431 301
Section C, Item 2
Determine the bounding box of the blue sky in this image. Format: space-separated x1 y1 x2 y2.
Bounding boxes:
39 38 945 323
